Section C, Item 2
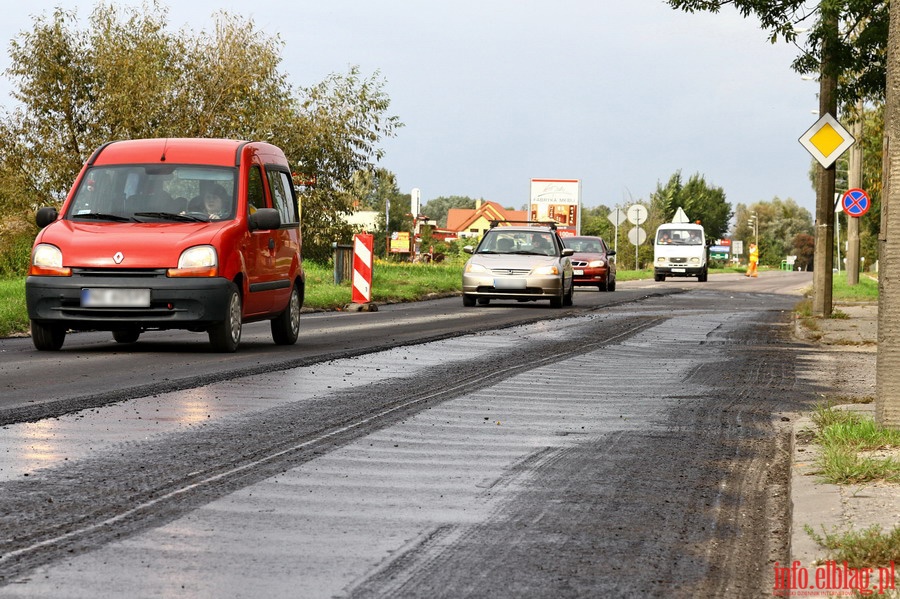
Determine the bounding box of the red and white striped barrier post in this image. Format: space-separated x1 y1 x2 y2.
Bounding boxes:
351 233 375 308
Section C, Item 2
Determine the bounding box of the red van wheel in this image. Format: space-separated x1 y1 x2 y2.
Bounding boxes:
31 320 66 351
271 284 301 345
209 284 242 352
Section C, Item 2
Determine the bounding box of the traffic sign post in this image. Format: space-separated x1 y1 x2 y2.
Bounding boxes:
607 208 628 258
627 204 648 225
841 188 871 217
799 113 855 169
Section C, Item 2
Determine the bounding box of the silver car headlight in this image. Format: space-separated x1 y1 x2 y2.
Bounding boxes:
531 265 560 276
465 262 489 274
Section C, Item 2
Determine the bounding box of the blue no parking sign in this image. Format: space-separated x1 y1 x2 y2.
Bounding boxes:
842 188 871 217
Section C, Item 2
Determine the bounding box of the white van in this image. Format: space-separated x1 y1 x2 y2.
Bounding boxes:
653 222 708 282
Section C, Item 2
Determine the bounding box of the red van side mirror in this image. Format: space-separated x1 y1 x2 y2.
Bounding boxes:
249 207 281 231
36 207 59 228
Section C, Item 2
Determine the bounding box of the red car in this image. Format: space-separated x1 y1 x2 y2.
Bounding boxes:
562 235 617 291
26 138 304 352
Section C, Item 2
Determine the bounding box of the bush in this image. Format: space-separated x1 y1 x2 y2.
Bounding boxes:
0 217 36 277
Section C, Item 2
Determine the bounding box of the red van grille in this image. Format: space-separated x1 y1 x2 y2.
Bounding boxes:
71 268 167 278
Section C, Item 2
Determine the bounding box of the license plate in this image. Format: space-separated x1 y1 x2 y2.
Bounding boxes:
573 269 584 276
672 268 686 273
81 288 151 307
494 278 526 290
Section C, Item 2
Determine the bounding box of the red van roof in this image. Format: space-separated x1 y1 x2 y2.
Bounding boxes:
88 138 286 167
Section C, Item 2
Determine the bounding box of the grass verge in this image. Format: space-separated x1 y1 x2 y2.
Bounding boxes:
0 278 28 337
0 262 661 337
811 404 900 485
804 523 900 570
806 404 900 573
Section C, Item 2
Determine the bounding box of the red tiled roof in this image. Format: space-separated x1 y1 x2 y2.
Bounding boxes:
446 201 527 233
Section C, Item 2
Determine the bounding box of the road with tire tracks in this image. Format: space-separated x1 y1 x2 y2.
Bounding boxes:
0 271 820 597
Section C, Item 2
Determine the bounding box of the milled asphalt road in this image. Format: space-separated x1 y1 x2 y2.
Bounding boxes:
2 274 854 598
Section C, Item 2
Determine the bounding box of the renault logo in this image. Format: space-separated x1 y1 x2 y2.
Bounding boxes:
113 252 124 264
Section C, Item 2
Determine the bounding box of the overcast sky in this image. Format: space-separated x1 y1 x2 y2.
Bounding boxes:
0 1 822 218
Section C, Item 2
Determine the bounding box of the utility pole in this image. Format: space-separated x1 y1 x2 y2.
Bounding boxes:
877 1 900 429
846 100 863 285
812 10 839 318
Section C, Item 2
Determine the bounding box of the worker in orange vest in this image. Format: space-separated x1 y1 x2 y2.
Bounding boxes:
746 242 759 277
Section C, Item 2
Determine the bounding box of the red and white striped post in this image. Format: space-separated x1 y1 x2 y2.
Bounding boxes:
351 233 374 306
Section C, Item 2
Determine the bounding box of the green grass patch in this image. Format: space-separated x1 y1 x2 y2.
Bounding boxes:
805 523 900 570
811 405 900 485
833 271 879 301
0 260 839 337
0 278 29 338
806 405 900 573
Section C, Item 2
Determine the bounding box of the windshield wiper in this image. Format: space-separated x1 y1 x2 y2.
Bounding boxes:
133 211 207 222
71 212 134 222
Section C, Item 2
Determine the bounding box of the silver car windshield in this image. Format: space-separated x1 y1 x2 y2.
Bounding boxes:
478 231 557 256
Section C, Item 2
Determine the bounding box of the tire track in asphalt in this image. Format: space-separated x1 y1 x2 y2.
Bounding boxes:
0 314 664 585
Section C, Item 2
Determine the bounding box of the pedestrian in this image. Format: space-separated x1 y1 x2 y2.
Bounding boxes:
746 242 759 277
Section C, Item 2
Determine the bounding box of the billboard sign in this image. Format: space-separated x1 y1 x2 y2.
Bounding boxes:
390 231 410 253
530 179 581 235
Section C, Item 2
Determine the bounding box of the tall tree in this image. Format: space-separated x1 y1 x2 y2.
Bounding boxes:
0 1 401 263
649 171 733 240
667 1 888 104
667 1 888 317
734 198 813 266
344 168 410 252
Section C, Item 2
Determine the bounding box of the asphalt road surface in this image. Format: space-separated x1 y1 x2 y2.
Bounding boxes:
0 271 820 597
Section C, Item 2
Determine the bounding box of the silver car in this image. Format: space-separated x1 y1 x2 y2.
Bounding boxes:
461 224 574 308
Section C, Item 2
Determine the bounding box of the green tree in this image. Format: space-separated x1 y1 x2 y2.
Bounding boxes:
792 232 815 271
579 204 615 239
734 198 813 266
282 66 401 261
649 171 733 240
344 168 411 258
0 2 401 264
667 1 888 104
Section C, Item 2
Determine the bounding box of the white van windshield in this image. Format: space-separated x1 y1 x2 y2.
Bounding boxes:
657 229 703 245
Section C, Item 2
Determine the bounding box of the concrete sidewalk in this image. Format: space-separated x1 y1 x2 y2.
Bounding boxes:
788 302 898 597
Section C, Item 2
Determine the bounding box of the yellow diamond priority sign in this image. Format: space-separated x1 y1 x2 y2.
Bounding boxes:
799 112 855 168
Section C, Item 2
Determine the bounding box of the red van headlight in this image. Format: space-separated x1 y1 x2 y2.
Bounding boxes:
167 245 218 278
29 243 71 276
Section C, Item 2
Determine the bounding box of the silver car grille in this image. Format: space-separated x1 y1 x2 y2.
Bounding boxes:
490 268 531 276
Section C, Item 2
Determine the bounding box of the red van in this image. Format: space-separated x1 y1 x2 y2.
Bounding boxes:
26 138 305 352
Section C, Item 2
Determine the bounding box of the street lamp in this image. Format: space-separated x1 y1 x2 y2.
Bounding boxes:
748 212 758 245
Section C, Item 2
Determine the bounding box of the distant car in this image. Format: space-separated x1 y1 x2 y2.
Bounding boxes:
562 235 617 291
461 222 574 308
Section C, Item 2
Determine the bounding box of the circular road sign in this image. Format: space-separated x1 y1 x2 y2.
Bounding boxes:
627 226 647 246
841 188 871 217
627 204 648 225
